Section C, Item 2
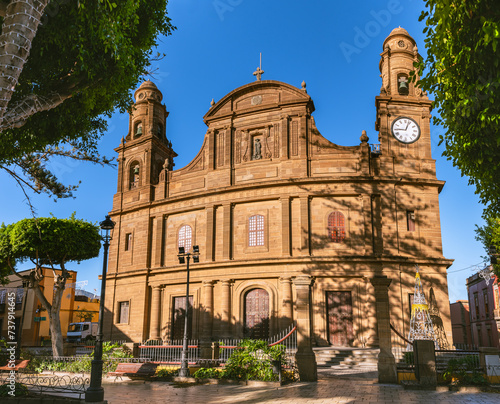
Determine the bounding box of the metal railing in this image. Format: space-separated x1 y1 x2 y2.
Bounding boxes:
136 323 297 366
0 372 90 399
138 339 199 363
73 340 128 357
219 323 297 366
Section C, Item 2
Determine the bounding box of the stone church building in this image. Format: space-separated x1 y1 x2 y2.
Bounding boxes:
103 28 453 350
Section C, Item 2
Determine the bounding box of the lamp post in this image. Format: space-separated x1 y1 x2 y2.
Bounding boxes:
85 215 115 403
177 245 199 378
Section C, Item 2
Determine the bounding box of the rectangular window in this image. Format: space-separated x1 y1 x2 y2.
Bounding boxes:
15 287 24 311
483 289 489 318
407 211 415 232
118 301 129 324
474 292 479 319
249 215 265 247
125 233 132 251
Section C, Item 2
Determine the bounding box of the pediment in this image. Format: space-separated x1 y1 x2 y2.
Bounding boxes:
204 80 314 123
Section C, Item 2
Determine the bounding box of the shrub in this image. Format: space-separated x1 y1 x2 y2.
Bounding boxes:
192 367 222 379
0 382 29 397
25 342 132 374
194 339 287 382
442 355 488 386
155 366 179 380
403 351 414 365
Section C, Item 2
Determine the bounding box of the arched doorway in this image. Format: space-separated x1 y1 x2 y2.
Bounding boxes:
244 288 269 339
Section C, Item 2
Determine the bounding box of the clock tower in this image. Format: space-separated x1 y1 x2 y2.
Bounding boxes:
375 28 435 179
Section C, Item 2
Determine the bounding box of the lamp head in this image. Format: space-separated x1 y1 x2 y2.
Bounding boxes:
100 215 115 231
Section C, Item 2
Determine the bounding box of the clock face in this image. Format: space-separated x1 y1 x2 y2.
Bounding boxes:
391 117 420 144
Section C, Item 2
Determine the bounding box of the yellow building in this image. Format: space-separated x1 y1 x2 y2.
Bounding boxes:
0 268 98 346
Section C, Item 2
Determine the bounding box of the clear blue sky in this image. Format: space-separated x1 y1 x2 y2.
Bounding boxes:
0 0 487 302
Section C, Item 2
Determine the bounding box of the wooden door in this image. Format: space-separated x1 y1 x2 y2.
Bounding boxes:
245 289 269 339
327 291 354 346
172 296 193 340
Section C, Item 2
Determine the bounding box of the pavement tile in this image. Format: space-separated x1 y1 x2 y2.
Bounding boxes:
100 368 500 404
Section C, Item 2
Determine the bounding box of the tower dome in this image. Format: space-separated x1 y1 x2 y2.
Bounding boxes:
134 80 163 102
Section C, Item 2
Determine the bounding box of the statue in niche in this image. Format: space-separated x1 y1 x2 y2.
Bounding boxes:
253 138 262 160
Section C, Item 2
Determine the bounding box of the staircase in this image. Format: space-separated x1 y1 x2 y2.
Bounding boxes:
314 347 379 371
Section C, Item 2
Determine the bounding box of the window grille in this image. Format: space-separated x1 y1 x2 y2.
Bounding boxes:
249 215 265 246
328 211 346 243
178 225 193 252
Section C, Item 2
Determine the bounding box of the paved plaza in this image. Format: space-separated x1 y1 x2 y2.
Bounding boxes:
102 368 500 404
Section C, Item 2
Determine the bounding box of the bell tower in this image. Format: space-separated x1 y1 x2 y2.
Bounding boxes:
113 80 177 207
375 28 435 178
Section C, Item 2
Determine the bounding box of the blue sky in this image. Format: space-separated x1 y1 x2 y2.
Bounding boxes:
0 0 487 302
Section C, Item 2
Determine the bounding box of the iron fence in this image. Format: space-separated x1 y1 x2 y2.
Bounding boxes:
138 339 200 363
435 349 480 372
73 339 128 357
0 372 90 399
219 323 297 367
136 323 297 366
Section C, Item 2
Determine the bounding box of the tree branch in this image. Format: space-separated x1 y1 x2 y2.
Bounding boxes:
0 91 72 131
0 0 51 125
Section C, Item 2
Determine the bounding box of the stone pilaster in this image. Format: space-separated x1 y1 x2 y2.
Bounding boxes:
370 275 397 384
279 277 293 329
200 280 215 359
222 204 232 260
293 276 317 382
220 279 232 336
281 197 291 256
149 285 162 340
202 281 215 336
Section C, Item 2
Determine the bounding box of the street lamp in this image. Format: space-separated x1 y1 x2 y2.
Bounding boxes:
177 245 199 378
85 215 115 403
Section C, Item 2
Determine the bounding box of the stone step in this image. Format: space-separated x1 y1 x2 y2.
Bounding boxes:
313 347 379 369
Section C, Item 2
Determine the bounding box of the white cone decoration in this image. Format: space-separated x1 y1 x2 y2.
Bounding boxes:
407 266 439 350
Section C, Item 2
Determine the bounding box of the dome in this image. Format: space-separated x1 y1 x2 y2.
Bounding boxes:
134 80 163 102
383 26 416 50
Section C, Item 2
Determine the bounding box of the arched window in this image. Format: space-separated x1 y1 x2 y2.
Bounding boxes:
328 211 346 243
129 163 140 189
135 121 143 137
248 215 264 247
244 288 269 339
397 74 409 95
156 123 163 138
178 225 192 252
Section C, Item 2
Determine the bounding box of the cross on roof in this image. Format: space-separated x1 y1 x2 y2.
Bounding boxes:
253 53 264 81
253 66 264 81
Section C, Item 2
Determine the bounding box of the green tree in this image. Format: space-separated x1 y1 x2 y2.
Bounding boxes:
0 215 101 357
475 215 500 276
417 1 500 215
0 0 174 199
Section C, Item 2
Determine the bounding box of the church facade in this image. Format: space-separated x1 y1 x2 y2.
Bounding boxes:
103 28 453 349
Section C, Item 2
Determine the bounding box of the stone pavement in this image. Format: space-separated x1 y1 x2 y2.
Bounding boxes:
102 368 500 404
